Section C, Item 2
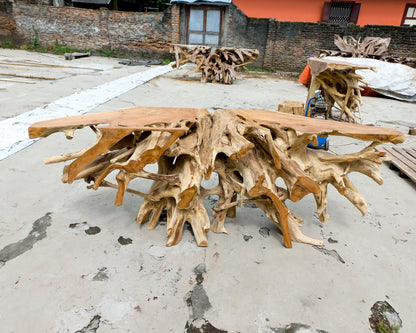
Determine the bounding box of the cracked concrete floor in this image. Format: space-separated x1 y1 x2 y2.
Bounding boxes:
0 50 415 333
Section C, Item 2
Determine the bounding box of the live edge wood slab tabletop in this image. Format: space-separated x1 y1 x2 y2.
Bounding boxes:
28 106 405 249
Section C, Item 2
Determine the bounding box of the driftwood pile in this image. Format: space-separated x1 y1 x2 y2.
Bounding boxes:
334 35 391 57
319 35 416 67
171 44 259 84
29 107 405 248
307 57 375 123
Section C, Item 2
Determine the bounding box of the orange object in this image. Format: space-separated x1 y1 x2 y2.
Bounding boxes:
233 0 408 26
298 64 312 86
361 87 381 97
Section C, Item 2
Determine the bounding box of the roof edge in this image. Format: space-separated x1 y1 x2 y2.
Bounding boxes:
170 0 232 5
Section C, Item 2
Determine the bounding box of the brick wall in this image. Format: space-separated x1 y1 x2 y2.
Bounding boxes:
224 4 416 72
2 2 416 71
225 5 268 69
0 0 17 39
11 2 174 57
170 4 180 45
261 20 416 72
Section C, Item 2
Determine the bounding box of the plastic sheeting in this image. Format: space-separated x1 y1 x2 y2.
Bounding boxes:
0 64 173 161
324 57 416 102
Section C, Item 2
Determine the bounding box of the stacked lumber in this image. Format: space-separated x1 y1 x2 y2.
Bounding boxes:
171 44 259 84
29 107 405 248
375 146 416 183
307 58 374 123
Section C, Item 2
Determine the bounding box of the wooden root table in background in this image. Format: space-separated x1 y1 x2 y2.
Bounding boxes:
170 44 259 84
29 107 405 248
307 57 375 123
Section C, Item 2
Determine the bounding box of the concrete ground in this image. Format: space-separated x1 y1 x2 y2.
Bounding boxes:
0 50 415 333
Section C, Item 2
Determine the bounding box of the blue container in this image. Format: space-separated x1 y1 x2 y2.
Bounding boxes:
305 95 329 149
308 136 328 148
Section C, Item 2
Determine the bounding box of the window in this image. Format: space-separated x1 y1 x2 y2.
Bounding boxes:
187 6 224 46
322 1 361 26
402 4 416 26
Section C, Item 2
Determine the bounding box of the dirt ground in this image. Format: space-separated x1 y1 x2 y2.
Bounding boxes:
0 49 415 333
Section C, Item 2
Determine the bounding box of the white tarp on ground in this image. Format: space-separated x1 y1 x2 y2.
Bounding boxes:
0 64 173 161
324 56 416 103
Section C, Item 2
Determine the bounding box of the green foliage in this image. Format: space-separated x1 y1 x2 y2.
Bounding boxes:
0 40 15 49
156 0 169 11
51 39 80 54
377 322 401 333
31 36 39 48
26 38 86 55
27 27 83 55
31 25 40 48
100 49 117 57
162 59 171 65
100 48 134 58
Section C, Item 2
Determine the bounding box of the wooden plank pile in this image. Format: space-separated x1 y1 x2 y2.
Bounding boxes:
170 44 259 84
29 107 405 248
375 146 416 183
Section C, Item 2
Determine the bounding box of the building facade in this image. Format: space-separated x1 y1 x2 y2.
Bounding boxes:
1 0 415 71
233 0 416 27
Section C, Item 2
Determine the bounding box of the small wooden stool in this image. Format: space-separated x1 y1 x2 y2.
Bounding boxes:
278 101 304 116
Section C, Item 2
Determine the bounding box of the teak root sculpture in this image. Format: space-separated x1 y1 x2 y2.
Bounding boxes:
171 44 259 84
334 35 391 57
29 107 405 247
319 35 416 66
307 57 375 123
